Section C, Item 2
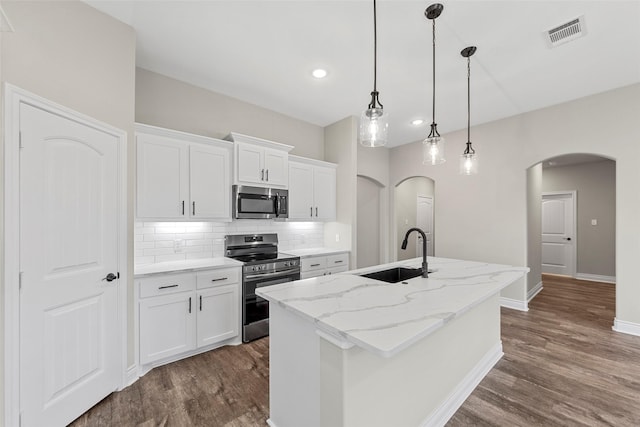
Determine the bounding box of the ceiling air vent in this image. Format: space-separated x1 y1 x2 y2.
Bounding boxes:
545 16 586 48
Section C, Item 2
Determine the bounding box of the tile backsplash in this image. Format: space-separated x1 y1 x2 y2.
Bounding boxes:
135 220 325 265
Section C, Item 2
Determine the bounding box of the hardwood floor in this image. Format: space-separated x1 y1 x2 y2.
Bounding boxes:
71 276 640 426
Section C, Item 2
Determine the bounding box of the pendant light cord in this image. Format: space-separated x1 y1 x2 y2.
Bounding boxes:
431 18 436 125
467 56 471 143
367 0 383 110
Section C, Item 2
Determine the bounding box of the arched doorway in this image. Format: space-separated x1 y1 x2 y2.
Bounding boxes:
526 153 616 303
394 176 435 261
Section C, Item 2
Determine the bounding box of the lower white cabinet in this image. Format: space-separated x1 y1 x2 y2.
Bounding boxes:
137 267 240 366
300 252 350 279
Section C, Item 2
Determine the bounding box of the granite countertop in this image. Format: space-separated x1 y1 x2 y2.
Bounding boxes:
134 257 242 277
282 247 350 258
256 257 528 358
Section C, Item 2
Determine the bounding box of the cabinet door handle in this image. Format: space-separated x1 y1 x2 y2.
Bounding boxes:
266 169 269 182
210 277 228 282
188 297 192 313
334 260 343 264
261 169 265 181
316 207 318 217
199 295 202 311
310 263 321 267
192 201 196 216
310 207 313 217
182 201 185 215
158 284 179 290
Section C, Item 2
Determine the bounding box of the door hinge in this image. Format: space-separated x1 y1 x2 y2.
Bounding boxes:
19 131 24 149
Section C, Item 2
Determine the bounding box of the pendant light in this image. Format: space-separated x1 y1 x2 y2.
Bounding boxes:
359 0 389 147
422 3 445 165
460 46 478 175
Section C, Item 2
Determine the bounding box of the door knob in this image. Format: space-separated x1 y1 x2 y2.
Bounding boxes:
102 273 117 282
564 237 572 241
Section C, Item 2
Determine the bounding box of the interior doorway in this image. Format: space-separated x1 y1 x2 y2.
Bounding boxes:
416 195 433 257
527 153 616 303
394 176 435 261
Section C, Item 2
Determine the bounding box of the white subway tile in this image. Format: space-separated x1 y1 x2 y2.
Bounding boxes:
155 253 187 263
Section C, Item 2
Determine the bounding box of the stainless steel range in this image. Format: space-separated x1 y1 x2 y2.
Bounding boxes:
225 233 300 342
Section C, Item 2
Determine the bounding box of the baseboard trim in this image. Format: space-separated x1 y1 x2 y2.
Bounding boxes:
527 281 543 302
613 318 640 337
421 342 504 427
575 273 616 284
125 365 139 388
500 297 529 312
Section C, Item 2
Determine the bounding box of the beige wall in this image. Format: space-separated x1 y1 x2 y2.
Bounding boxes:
542 160 616 278
390 83 640 317
0 0 136 420
356 176 382 268
324 117 358 266
136 68 324 160
526 163 542 295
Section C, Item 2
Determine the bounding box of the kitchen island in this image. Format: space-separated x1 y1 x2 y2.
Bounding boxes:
256 256 528 427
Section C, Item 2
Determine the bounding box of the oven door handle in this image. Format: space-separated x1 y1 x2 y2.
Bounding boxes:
245 268 300 280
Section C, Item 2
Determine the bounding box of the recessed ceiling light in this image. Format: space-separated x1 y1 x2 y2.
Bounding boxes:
411 119 425 126
312 69 328 79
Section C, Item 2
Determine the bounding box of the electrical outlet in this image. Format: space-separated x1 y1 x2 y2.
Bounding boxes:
174 239 185 253
591 219 598 226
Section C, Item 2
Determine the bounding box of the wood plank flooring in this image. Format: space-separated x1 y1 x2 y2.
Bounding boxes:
70 275 640 426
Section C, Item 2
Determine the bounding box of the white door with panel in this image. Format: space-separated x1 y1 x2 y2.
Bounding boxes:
189 143 230 218
542 192 576 276
313 166 336 220
416 195 434 257
288 162 315 218
19 103 121 427
197 285 239 347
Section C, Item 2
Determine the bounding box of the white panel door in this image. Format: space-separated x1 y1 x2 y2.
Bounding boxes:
189 144 230 219
288 162 314 219
313 166 336 220
196 285 239 348
19 104 121 427
416 196 434 257
136 134 188 218
542 193 575 276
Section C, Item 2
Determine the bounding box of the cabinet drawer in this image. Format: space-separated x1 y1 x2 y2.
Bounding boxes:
301 256 327 272
139 273 196 298
327 265 349 275
196 267 240 289
327 253 349 269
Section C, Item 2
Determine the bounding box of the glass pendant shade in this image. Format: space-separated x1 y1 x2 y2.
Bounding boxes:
422 136 445 165
359 107 389 147
460 152 478 175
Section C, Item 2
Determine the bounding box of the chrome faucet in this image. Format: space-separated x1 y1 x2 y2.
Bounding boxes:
401 227 429 278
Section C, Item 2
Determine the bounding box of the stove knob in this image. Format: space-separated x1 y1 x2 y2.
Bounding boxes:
252 266 257 272
284 261 289 267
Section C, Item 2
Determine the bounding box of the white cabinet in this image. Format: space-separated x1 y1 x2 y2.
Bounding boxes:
136 124 232 221
300 252 349 279
226 132 293 189
289 156 337 221
137 266 240 366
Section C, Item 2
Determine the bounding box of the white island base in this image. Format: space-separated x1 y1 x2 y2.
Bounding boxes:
268 293 503 427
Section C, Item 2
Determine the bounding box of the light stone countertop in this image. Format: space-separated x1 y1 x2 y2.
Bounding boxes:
281 247 350 258
134 257 242 277
257 256 528 358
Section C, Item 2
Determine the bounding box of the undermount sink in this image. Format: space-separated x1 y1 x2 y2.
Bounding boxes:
359 267 424 284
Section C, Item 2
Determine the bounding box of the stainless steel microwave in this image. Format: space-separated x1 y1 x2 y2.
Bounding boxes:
232 185 288 219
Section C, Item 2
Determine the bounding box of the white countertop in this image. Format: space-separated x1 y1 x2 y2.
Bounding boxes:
281 247 350 258
134 257 242 277
257 257 528 358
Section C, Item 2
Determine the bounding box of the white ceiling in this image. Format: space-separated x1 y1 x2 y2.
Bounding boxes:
87 0 640 147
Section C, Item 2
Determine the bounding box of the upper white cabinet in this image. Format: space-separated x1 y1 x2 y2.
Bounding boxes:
225 132 293 189
288 156 337 221
136 124 232 221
